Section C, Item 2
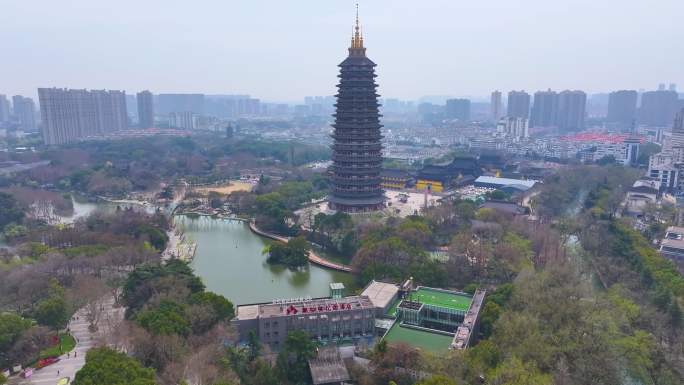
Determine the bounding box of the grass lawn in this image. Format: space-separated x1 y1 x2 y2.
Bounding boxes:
40 333 76 359
410 288 472 312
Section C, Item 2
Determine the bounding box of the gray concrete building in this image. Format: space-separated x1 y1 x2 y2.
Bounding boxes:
157 94 205 116
607 90 638 130
490 90 502 122
0 95 10 123
137 90 154 128
530 89 558 128
557 90 586 132
233 294 377 351
12 95 37 131
445 98 470 122
232 281 399 350
507 90 530 119
640 90 679 127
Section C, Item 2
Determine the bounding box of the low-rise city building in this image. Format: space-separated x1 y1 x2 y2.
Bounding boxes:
659 226 684 273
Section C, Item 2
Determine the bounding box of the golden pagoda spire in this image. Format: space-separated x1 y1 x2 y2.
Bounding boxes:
349 3 366 55
353 3 363 49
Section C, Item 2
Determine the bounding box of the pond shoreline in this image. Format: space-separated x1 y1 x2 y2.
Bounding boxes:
175 215 354 305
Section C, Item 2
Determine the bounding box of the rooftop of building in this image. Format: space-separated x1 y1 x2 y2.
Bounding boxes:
474 175 537 190
661 226 684 250
308 346 351 385
451 288 486 350
329 282 345 291
409 287 472 312
628 185 659 195
360 280 399 310
418 157 481 179
258 295 375 318
380 168 411 179
235 304 260 321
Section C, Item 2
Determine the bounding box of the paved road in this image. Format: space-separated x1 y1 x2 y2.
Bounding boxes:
9 296 124 385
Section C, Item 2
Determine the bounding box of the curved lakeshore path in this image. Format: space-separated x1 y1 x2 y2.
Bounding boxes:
248 221 357 273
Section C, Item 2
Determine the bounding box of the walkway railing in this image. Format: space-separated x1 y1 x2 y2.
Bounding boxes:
248 221 356 273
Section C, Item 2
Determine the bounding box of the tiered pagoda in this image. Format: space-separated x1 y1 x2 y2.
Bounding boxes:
328 8 385 212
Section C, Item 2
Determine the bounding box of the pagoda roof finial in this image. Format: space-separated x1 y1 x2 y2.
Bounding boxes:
350 3 365 53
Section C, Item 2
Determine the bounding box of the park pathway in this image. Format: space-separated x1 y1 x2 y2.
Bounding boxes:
9 296 124 385
248 221 357 273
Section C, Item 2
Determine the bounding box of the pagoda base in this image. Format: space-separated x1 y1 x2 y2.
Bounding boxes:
328 201 385 213
327 195 385 213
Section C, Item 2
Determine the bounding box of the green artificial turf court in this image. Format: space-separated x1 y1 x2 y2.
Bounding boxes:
383 323 454 353
410 287 472 312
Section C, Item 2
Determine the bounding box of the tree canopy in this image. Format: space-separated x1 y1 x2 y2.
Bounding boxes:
73 347 157 385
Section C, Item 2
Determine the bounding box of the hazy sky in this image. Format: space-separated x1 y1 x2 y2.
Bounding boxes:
2 0 682 103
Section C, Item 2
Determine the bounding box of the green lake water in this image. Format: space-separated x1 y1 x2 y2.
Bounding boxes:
175 215 354 305
47 198 352 305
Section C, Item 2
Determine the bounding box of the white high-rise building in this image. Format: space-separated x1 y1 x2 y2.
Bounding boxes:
497 117 529 140
38 88 127 145
169 111 197 130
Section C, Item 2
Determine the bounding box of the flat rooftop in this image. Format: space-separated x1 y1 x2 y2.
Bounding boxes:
259 295 375 318
451 288 486 350
410 287 472 312
384 323 454 353
474 176 537 189
235 304 259 320
662 226 684 250
309 347 351 385
361 280 399 310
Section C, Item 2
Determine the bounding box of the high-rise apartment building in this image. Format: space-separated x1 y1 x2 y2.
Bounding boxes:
0 95 10 123
607 90 638 130
556 90 586 132
12 95 37 131
136 90 154 128
639 90 679 127
672 108 684 148
445 98 470 122
507 91 530 119
38 88 127 145
157 94 205 116
530 89 558 128
490 91 502 122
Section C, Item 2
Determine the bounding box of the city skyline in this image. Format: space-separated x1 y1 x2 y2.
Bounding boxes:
2 0 683 102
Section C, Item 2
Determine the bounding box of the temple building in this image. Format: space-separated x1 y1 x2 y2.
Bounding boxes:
380 169 412 190
328 9 385 212
416 156 482 192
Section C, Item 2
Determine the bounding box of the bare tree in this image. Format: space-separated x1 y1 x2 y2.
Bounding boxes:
69 276 109 332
